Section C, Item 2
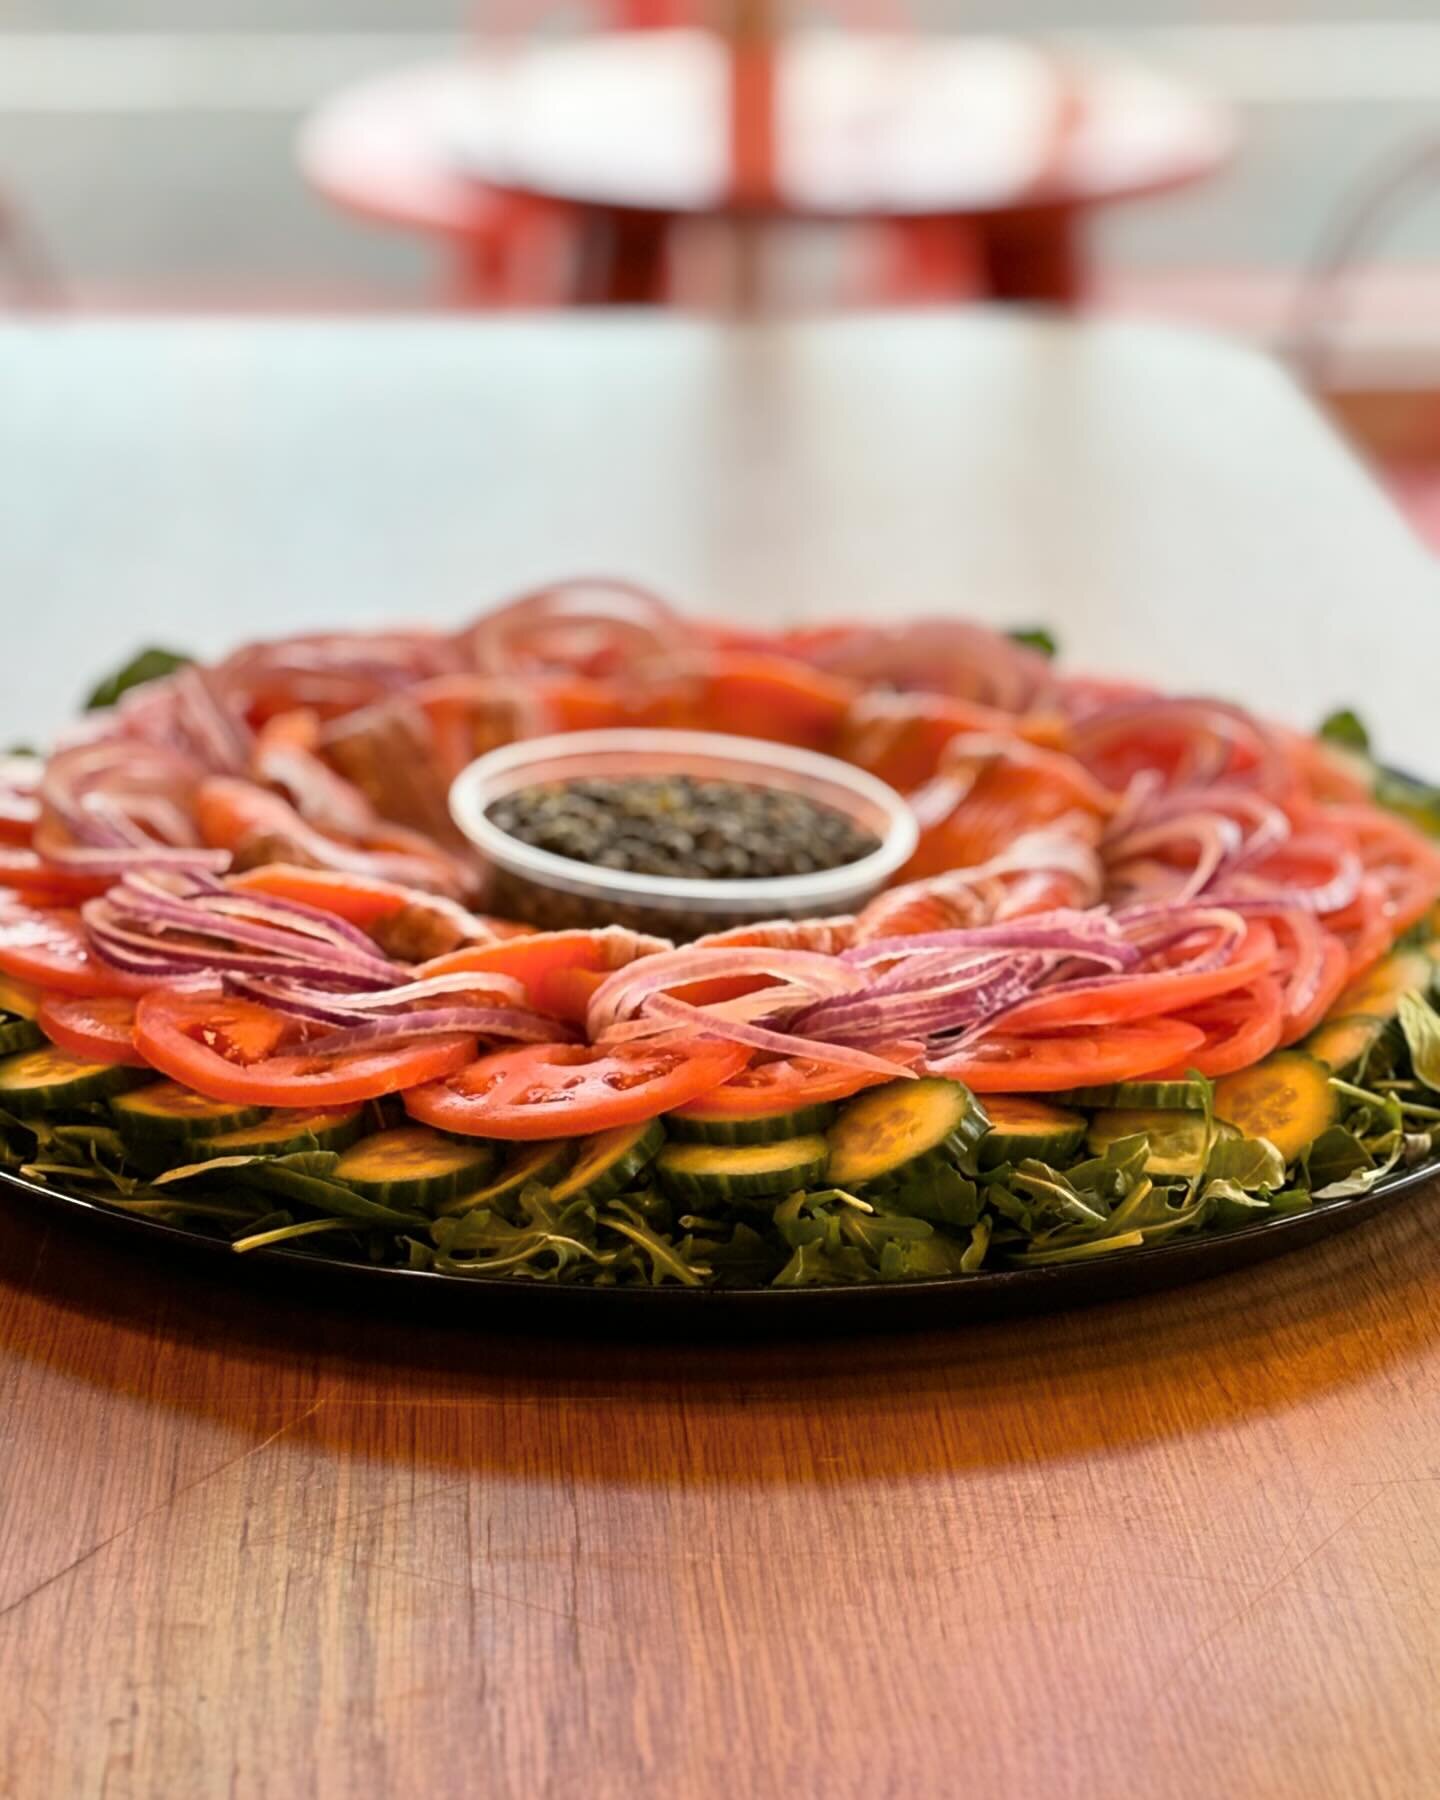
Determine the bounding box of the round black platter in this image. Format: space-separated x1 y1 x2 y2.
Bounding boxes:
3 1158 1436 1336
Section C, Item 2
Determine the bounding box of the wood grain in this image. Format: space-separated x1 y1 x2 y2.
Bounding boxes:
4 1185 1440 1798
2 316 1439 1797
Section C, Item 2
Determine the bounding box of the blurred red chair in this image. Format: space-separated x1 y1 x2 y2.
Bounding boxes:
0 187 59 309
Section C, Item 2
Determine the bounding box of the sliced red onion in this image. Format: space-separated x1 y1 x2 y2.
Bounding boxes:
1218 841 1363 917
1069 697 1287 793
232 967 529 1019
174 666 253 774
289 1008 566 1055
800 617 1053 713
586 944 862 1040
1106 812 1244 905
843 911 1136 969
618 992 916 1078
461 579 700 680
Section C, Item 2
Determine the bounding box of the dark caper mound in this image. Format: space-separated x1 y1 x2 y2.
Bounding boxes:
487 775 881 882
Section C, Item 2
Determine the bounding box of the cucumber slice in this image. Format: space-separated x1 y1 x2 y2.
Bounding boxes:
0 976 40 1021
1328 947 1433 1023
655 1135 830 1203
1086 1108 1213 1178
433 1140 573 1217
0 1018 43 1055
334 1127 496 1210
978 1095 1086 1168
549 1119 664 1206
111 1081 265 1141
1306 1013 1390 1076
825 1077 988 1194
1064 1079 1207 1111
665 1100 837 1145
1214 1051 1339 1164
0 1045 149 1114
192 1106 364 1158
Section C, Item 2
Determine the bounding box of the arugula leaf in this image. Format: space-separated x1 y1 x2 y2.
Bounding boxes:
85 646 192 711
1008 626 1058 659
1399 993 1440 1093
1206 1134 1286 1192
1318 707 1371 753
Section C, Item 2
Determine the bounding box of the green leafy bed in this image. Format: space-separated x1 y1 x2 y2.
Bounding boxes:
3 987 1439 1289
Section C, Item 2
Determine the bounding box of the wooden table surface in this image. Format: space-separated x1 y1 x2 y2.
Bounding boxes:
1 314 1439 1798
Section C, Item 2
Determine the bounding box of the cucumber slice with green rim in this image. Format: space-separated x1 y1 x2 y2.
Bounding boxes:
978 1095 1087 1168
433 1140 572 1217
1064 1079 1208 1111
191 1106 364 1158
0 976 40 1021
334 1127 496 1210
655 1135 830 1203
111 1081 266 1141
1327 946 1433 1023
1085 1108 1214 1178
664 1100 837 1145
0 1045 149 1114
1305 1013 1389 1076
0 1018 43 1055
549 1119 664 1206
825 1077 989 1195
1214 1051 1339 1164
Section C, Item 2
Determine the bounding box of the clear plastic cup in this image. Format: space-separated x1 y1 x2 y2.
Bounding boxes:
449 729 918 941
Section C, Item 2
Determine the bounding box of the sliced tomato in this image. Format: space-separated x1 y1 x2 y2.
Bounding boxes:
421 929 664 1024
36 994 149 1067
0 795 38 847
0 904 155 998
1149 978 1287 1080
691 653 856 750
134 990 475 1106
1327 875 1394 980
670 1053 891 1118
931 1018 1207 1094
1346 806 1440 935
999 921 1276 1033
0 848 109 904
1228 905 1351 1045
405 1039 750 1139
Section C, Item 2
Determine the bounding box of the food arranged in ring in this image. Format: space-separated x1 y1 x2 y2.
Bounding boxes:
1 579 1439 1289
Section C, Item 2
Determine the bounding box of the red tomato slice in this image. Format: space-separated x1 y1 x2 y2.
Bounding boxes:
932 1018 1207 1093
405 1039 750 1139
421 930 664 1024
134 990 476 1106
36 994 149 1067
0 905 154 998
1352 809 1440 935
670 1054 891 1118
999 922 1276 1033
0 796 38 847
1149 978 1286 1080
1327 876 1394 981
0 848 109 904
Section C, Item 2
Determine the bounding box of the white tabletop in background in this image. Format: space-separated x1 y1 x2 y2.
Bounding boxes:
1 312 1434 769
